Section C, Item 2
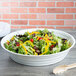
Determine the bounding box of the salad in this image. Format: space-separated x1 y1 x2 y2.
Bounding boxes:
4 29 71 55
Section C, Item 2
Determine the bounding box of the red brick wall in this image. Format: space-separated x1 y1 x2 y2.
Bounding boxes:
0 0 76 29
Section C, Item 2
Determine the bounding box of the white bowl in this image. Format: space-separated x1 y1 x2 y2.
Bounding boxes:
1 29 75 66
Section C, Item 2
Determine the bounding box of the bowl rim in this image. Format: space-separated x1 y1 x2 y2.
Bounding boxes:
1 28 76 57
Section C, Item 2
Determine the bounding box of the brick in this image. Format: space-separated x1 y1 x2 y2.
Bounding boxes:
75 2 76 6
56 2 74 7
37 14 55 19
2 2 9 7
29 8 46 13
2 2 18 7
3 14 18 19
65 20 76 25
20 2 36 7
20 14 36 19
29 20 45 25
38 2 55 7
66 8 76 13
75 15 76 19
0 8 9 13
11 8 27 13
56 14 73 19
47 8 64 13
47 20 64 25
0 20 10 23
56 26 73 29
38 26 55 29
11 20 27 25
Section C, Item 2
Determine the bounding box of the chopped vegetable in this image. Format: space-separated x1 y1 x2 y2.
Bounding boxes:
4 29 71 55
16 44 20 46
38 37 43 40
30 39 34 42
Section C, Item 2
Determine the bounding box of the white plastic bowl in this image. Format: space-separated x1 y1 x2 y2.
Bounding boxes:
1 29 75 66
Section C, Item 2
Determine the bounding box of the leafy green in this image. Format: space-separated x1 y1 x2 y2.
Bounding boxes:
4 29 71 55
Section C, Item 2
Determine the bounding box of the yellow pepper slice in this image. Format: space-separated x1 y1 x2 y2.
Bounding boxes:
29 31 40 35
29 47 38 55
24 41 34 47
27 31 30 35
40 46 48 55
45 34 48 37
49 41 56 44
32 32 40 34
7 40 9 43
20 43 28 54
11 36 14 40
40 41 49 55
43 38 56 44
36 36 40 40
